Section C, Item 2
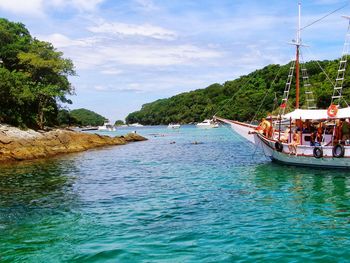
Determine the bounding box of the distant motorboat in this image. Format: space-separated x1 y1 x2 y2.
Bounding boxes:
168 123 181 129
81 126 98 131
196 119 219 128
98 122 116 131
129 123 144 127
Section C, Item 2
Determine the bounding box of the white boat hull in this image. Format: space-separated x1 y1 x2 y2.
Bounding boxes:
230 121 256 143
254 132 350 169
214 117 256 143
196 119 219 128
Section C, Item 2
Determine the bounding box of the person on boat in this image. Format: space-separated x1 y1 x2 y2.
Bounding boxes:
334 119 343 145
288 130 300 155
310 131 316 146
302 123 308 133
304 120 312 133
341 118 350 142
325 124 333 135
296 119 303 132
258 118 271 137
279 128 290 143
314 122 323 144
267 119 274 138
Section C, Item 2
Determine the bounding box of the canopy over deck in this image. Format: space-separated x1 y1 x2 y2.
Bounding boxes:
283 107 350 120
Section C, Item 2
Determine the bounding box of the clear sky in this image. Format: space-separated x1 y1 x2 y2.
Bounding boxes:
0 0 350 122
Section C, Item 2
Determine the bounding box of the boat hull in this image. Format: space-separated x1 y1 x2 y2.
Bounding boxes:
214 117 256 143
217 118 350 169
254 132 350 169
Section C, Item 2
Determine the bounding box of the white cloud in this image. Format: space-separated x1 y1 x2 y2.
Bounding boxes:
75 43 221 68
0 0 44 16
43 32 222 69
88 22 177 40
50 0 104 12
134 0 159 12
38 33 101 48
100 69 123 75
101 44 222 66
93 84 143 93
0 0 104 16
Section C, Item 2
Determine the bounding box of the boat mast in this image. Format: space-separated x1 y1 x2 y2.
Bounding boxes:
295 2 301 109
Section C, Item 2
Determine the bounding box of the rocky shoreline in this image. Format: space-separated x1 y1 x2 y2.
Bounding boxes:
0 125 147 163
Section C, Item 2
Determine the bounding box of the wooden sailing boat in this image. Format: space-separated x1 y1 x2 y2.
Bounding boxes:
216 3 350 168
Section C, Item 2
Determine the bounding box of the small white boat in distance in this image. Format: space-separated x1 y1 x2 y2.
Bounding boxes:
168 123 181 129
98 122 116 131
129 123 144 127
196 119 219 128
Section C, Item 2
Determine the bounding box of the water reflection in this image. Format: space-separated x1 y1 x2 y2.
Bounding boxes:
0 158 79 225
252 163 350 220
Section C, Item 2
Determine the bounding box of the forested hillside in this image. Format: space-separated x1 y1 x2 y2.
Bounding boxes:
126 59 350 125
0 18 75 129
70 108 107 126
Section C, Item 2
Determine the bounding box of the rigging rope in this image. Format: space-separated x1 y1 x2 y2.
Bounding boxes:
304 47 349 107
304 48 335 87
300 2 349 31
249 65 283 124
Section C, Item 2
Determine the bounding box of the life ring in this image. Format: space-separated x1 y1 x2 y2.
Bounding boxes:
327 104 338 118
332 144 345 158
313 147 323 158
275 141 283 152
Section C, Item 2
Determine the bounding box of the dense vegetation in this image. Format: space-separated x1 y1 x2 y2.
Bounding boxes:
0 18 75 129
126 59 350 124
114 120 125 126
70 108 107 126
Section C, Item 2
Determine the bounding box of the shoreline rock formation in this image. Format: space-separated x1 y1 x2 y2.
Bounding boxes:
0 125 147 163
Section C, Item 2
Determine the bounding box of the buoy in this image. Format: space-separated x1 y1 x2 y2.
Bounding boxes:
327 104 338 118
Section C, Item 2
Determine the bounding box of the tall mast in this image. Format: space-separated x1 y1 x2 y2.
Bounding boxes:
295 2 301 109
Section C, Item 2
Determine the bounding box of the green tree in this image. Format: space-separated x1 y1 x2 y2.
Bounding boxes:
57 109 80 127
114 120 125 126
70 108 107 126
0 18 75 129
18 39 75 128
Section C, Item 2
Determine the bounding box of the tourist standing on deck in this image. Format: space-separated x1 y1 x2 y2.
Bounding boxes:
342 119 350 142
258 118 271 137
288 130 300 155
334 119 342 145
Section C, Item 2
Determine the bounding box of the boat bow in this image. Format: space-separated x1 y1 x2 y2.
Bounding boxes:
214 116 257 143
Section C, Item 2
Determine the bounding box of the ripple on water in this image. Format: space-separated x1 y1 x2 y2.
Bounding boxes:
1 126 350 262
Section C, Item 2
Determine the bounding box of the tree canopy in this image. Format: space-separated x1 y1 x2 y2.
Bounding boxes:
70 108 107 126
114 120 125 126
0 18 75 129
126 59 348 124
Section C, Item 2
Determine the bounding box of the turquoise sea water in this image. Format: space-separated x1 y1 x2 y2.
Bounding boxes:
1 125 350 262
